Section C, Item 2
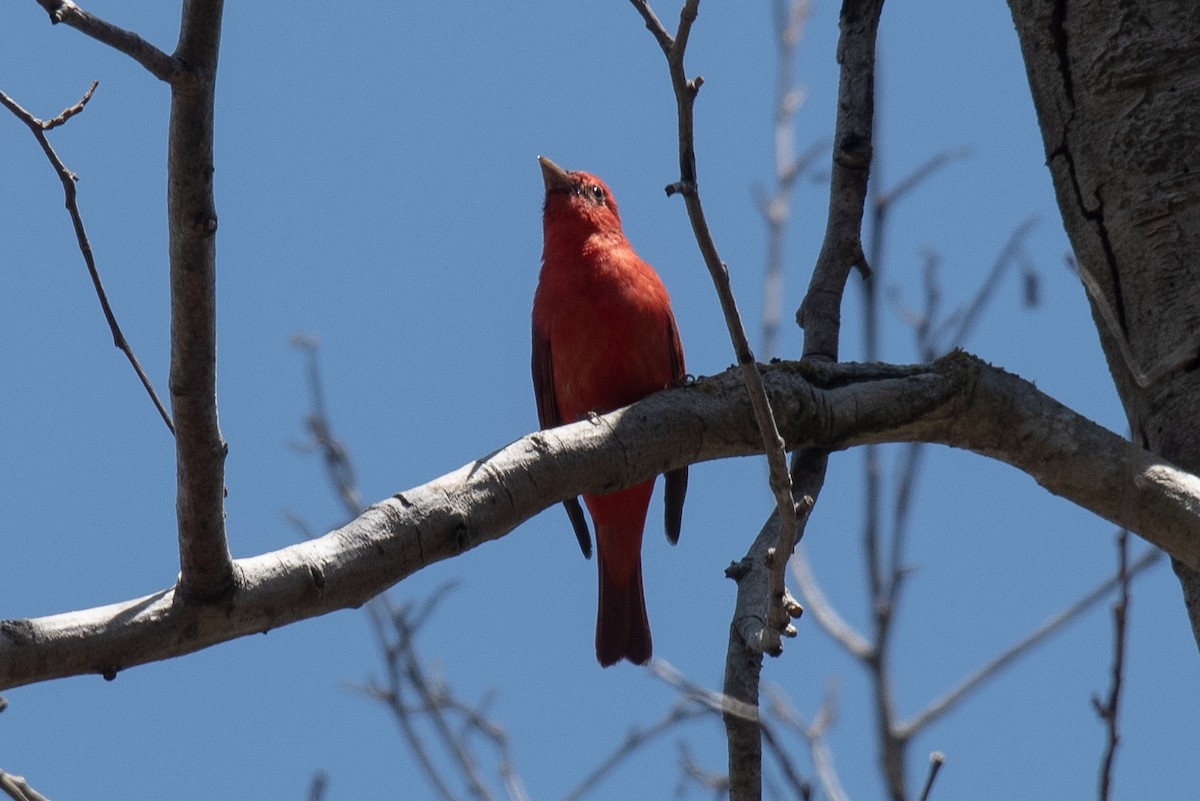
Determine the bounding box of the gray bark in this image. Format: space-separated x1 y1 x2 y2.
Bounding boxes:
1008 0 1200 646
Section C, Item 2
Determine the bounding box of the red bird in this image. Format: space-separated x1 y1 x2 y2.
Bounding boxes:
531 156 687 667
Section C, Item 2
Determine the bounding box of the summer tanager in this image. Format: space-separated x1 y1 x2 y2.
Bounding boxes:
531 156 687 667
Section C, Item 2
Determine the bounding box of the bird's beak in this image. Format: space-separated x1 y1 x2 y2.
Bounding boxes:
538 155 574 193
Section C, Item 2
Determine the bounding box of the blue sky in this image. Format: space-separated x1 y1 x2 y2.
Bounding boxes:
2 1 1196 799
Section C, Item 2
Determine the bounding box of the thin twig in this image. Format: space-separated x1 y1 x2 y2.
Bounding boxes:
1094 530 1130 801
0 84 175 436
900 545 1161 737
915 752 945 801
363 600 463 801
677 744 731 799
292 335 363 517
789 548 873 660
766 682 849 801
305 771 329 801
650 659 810 799
402 637 500 801
932 216 1038 350
34 0 181 82
758 0 817 360
295 342 527 801
560 700 707 801
629 0 802 656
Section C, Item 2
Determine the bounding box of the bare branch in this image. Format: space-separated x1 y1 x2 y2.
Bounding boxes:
789 547 873 660
34 0 180 82
874 148 970 211
916 752 945 801
0 85 174 435
652 660 810 800
758 0 817 360
796 0 886 360
364 599 463 801
630 0 801 659
900 544 1160 737
766 682 849 801
1094 531 1131 801
931 215 1038 351
399 623 500 801
305 771 328 801
0 771 51 801
168 0 232 602
677 744 731 799
292 335 363 518
561 699 706 801
3 354 1198 691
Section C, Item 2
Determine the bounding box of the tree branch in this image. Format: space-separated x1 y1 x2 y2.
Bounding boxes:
630 0 801 657
899 544 1160 737
2 354 1197 691
789 546 873 660
33 0 181 82
167 0 232 601
0 84 174 435
0 771 51 801
796 0 885 361
1094 531 1132 801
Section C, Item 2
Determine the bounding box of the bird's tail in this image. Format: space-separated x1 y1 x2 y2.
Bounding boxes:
587 481 655 667
596 547 651 667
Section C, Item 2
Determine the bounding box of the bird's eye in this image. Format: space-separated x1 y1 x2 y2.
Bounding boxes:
588 185 606 204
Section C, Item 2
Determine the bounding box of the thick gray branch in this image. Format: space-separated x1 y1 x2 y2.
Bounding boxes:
3 353 1199 690
167 0 232 601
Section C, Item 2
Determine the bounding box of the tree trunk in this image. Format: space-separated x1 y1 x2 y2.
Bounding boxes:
1008 0 1200 646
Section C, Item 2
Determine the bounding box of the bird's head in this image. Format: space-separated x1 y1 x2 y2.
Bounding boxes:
538 156 623 237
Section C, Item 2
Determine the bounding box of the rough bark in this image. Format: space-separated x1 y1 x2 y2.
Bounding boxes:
1008 0 1200 646
6 354 1200 691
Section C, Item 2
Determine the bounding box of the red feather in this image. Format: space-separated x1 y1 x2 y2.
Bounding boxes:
531 156 687 667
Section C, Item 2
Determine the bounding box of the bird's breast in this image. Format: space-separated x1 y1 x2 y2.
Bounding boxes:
536 250 678 423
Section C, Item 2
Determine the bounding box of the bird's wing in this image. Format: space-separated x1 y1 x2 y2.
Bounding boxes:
532 324 561 429
532 325 594 559
663 314 688 545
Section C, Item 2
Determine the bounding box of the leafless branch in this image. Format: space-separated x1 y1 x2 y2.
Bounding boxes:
915 752 945 801
789 548 872 659
678 744 731 800
362 598 462 801
629 0 801 659
930 215 1038 351
1093 530 1131 801
874 148 970 211
305 771 328 801
0 771 50 801
33 0 180 81
900 544 1160 737
652 660 811 801
165 0 232 602
0 84 174 436
34 0 232 603
758 0 817 360
561 699 706 801
360 591 522 801
292 335 363 518
629 6 813 795
766 682 848 801
796 0 886 360
5 354 1200 691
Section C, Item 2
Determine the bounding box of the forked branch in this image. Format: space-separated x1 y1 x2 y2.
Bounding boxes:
0 84 174 436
